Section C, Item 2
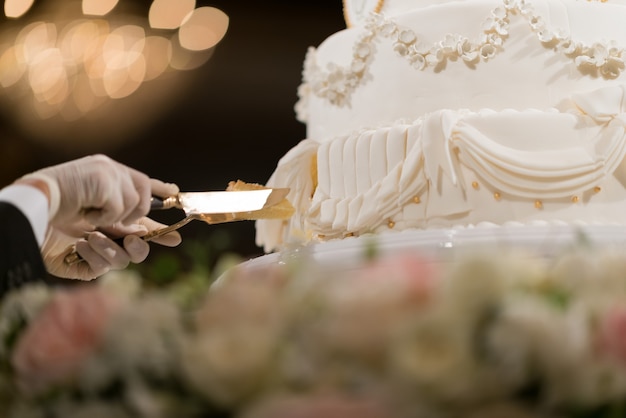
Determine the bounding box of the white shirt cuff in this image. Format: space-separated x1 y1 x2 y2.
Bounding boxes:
0 184 49 247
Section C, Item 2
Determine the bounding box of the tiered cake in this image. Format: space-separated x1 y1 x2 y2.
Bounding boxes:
256 0 626 256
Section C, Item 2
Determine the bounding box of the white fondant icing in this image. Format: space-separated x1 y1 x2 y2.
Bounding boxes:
256 0 626 252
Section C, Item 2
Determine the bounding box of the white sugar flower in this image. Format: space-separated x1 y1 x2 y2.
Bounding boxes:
575 54 596 69
379 21 397 38
354 42 371 59
397 29 417 45
494 20 509 37
591 43 610 66
458 38 478 62
393 42 410 56
294 83 310 122
493 6 507 19
409 52 427 70
482 16 498 33
602 55 624 79
503 0 521 10
428 46 445 64
537 29 555 43
559 38 580 55
527 14 545 31
480 43 497 60
518 1 534 16
440 34 459 55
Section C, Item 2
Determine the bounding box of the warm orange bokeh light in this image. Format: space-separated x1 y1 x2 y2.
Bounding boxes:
4 0 34 19
82 0 119 17
149 0 195 30
179 7 228 51
0 46 24 87
0 0 228 143
143 35 172 81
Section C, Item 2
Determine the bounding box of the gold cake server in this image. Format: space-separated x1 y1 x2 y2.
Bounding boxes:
64 184 293 265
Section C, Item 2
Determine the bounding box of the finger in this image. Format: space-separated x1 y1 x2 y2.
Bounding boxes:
84 231 131 270
117 177 142 225
74 238 111 278
88 166 148 226
124 168 152 222
150 178 179 198
123 235 150 263
150 231 182 247
139 217 182 247
115 168 148 225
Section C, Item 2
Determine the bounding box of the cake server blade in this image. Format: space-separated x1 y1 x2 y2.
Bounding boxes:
152 188 290 215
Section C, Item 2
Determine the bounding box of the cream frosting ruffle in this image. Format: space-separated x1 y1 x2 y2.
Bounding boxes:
257 85 626 252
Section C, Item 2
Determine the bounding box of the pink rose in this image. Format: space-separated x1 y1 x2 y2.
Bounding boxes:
312 252 440 362
11 285 122 394
597 303 626 363
353 252 440 306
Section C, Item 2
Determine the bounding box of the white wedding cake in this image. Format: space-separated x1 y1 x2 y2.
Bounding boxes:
256 0 626 255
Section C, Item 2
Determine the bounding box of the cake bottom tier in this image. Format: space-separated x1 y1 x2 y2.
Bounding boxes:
257 85 626 252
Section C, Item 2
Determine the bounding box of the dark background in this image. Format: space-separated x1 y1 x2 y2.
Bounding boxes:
0 0 346 262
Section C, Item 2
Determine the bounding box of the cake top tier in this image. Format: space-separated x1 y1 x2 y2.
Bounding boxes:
344 0 614 27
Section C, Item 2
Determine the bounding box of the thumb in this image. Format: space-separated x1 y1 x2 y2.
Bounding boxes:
150 179 179 198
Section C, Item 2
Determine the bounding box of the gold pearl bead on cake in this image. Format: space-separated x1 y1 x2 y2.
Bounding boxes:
572 195 580 203
388 220 396 229
471 181 479 190
494 192 501 201
594 186 602 194
413 196 421 204
534 200 543 209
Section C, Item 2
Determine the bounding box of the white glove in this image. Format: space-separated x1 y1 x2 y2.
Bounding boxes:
18 154 183 280
42 217 182 280
20 154 168 227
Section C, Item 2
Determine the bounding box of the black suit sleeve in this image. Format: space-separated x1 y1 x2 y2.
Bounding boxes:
0 201 47 297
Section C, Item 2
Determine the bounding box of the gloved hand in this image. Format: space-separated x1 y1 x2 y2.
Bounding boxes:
42 217 181 280
20 154 165 227
17 154 183 280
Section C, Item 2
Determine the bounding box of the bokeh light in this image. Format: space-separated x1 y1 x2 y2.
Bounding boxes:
4 0 34 19
179 7 228 51
82 0 118 17
149 0 195 30
0 0 228 147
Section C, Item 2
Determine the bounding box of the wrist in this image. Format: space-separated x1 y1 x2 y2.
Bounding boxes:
14 177 51 203
16 173 61 221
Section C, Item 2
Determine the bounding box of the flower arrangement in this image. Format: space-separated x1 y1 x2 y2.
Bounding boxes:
3 238 626 418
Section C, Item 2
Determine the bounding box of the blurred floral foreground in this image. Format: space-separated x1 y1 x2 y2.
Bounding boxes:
4 234 626 418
